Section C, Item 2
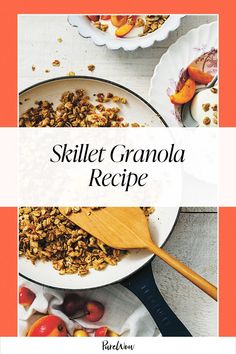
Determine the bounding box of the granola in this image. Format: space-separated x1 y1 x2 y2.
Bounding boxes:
19 207 154 276
88 15 169 38
19 89 131 127
140 15 169 36
87 64 95 72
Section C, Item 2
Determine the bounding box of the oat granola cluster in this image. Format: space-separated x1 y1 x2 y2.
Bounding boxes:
19 89 129 128
141 15 169 36
19 207 154 276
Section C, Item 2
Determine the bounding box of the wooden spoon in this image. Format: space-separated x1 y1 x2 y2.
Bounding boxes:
59 207 217 301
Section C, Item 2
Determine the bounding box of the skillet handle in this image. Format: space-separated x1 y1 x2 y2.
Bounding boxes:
121 262 192 337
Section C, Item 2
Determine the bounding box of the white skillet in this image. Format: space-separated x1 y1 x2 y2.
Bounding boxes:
19 76 179 290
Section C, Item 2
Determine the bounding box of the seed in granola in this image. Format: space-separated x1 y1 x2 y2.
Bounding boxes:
88 64 95 72
202 103 210 112
67 71 76 76
213 117 218 125
203 117 211 125
52 60 61 67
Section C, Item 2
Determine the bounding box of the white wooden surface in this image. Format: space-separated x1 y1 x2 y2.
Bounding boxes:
18 15 217 336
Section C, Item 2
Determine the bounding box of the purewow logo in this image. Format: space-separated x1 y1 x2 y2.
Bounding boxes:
102 340 135 351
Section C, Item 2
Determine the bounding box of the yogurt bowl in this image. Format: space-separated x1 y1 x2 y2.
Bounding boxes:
68 15 184 51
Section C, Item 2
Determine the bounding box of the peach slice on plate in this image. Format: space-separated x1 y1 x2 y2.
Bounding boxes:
170 78 196 104
115 16 137 38
111 16 128 28
188 65 213 85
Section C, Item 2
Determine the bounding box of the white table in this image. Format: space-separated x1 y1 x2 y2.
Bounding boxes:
18 15 217 336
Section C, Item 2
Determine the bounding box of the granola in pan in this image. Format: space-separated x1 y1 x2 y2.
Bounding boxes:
19 89 152 276
19 207 154 276
19 89 131 128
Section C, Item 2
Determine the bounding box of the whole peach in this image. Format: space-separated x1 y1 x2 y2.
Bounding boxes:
27 315 68 337
19 287 36 307
83 301 104 322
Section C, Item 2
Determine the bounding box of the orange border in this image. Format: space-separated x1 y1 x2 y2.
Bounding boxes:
1 0 235 127
0 0 235 336
0 208 17 336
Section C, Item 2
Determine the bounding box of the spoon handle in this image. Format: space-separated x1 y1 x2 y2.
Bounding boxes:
207 73 218 88
147 242 217 301
122 262 192 337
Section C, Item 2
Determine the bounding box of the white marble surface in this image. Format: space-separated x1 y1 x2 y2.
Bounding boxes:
18 15 217 336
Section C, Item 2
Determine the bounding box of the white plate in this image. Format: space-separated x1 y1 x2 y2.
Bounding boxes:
68 15 184 51
149 21 218 126
19 76 179 290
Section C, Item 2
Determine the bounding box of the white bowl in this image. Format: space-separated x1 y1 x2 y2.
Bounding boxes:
68 15 184 51
149 21 218 126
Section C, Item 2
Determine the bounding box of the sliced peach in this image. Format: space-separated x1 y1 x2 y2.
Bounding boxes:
101 16 111 20
111 16 128 28
170 78 196 104
188 65 213 85
115 17 137 38
87 16 100 22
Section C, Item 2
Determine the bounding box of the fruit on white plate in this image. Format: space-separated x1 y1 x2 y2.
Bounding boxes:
170 78 196 104
188 65 213 85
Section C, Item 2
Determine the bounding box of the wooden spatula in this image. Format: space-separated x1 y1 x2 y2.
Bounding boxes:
59 207 217 301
